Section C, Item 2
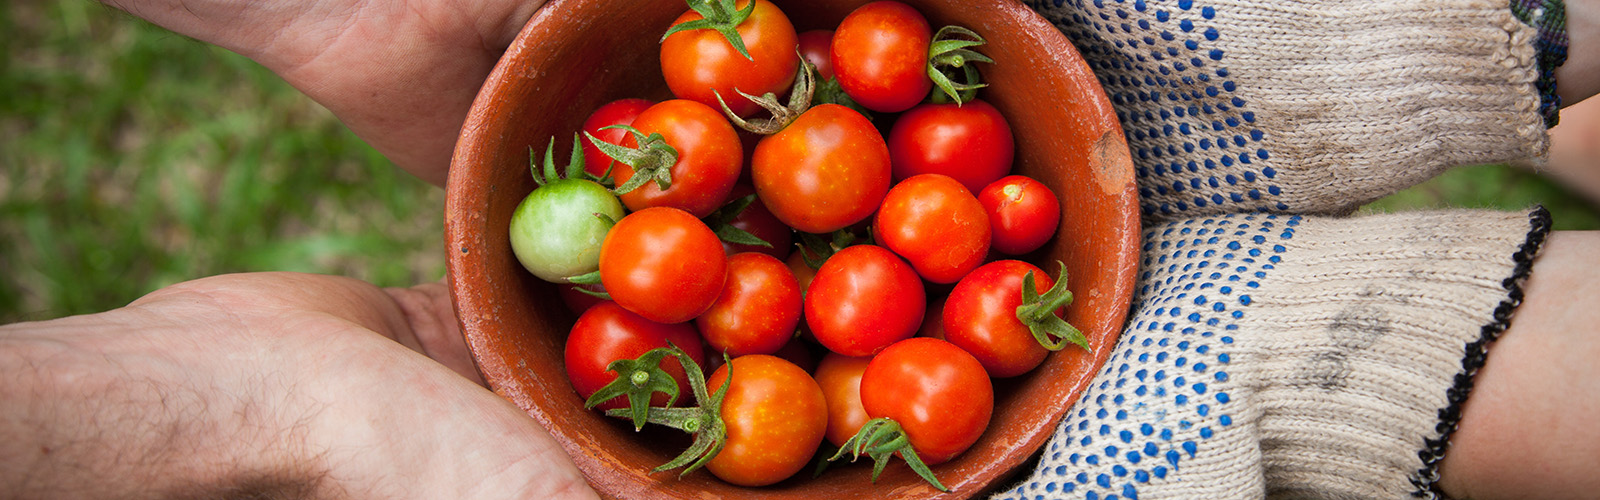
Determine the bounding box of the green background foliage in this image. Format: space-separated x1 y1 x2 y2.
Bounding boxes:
2 2 444 323
2 3 1596 323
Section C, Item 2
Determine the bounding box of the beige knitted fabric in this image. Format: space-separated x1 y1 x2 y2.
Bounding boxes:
1025 0 1547 220
995 208 1547 499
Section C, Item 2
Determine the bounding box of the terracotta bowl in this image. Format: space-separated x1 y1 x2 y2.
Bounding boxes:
446 0 1139 498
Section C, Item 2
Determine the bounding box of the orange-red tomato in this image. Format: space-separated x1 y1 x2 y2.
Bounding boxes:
804 245 925 357
813 352 873 447
661 0 798 117
860 337 992 465
943 260 1058 377
831 1 933 113
697 252 803 357
599 207 727 324
564 301 707 411
874 173 992 284
752 104 890 233
704 355 828 487
979 175 1062 256
614 99 743 218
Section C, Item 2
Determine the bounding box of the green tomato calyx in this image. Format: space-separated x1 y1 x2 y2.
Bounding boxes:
828 417 949 492
662 0 757 61
716 50 816 135
602 349 732 478
1015 261 1089 352
927 25 993 105
586 126 680 196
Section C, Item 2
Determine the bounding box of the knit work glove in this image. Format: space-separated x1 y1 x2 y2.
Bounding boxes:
995 208 1549 499
1021 0 1562 220
988 0 1570 498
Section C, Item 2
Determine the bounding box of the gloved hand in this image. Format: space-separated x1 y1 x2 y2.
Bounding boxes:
1020 0 1561 221
994 208 1547 499
992 0 1571 498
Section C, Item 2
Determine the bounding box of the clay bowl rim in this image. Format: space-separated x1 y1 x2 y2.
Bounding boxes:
445 0 1140 498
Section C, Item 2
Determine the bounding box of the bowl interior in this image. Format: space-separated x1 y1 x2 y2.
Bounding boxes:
446 1 1139 498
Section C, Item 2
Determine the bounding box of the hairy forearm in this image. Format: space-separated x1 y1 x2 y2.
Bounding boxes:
0 312 324 500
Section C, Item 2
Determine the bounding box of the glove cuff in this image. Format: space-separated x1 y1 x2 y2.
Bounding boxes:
1239 207 1550 498
1511 0 1570 127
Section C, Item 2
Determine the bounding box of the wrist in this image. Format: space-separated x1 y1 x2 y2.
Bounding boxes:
0 309 324 499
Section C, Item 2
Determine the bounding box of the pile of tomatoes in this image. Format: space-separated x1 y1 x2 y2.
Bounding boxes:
507 0 1085 491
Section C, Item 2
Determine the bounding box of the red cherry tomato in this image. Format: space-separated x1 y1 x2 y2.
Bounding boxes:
704 355 828 487
831 1 933 113
860 337 992 465
752 103 890 233
804 245 924 357
874 173 991 284
599 207 728 324
697 252 803 357
614 99 743 218
720 184 794 260
813 352 873 447
661 0 799 118
887 100 1015 194
797 29 835 81
942 259 1058 377
580 98 653 178
564 301 708 411
979 175 1062 255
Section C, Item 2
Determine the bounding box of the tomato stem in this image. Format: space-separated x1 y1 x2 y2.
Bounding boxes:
584 347 685 430
661 0 757 61
602 350 733 477
717 50 816 135
1015 261 1090 352
584 126 680 195
927 25 993 105
828 417 949 492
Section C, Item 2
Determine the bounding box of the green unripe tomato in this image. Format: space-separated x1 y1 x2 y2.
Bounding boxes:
509 178 626 282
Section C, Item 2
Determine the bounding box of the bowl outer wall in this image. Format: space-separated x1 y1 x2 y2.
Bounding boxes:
444 0 1139 498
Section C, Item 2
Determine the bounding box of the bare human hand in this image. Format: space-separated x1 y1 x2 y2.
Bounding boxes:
101 0 549 186
1 272 597 499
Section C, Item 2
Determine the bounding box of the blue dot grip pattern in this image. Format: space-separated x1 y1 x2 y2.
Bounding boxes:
996 214 1298 500
1024 0 1281 219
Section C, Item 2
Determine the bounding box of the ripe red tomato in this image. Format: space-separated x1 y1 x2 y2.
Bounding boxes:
813 352 873 447
696 252 803 357
580 98 653 178
942 260 1058 377
661 0 799 118
831 1 933 113
874 173 991 284
804 245 924 357
979 175 1062 255
704 355 828 487
860 337 992 465
797 29 835 81
887 100 1015 194
614 99 743 218
719 184 794 260
599 207 728 324
564 301 708 411
752 103 890 233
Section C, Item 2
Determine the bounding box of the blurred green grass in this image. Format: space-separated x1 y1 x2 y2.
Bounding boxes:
3 3 1596 324
2 2 444 323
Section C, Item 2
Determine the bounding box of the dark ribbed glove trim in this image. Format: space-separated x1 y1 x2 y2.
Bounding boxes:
1511 0 1569 127
1408 206 1552 499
